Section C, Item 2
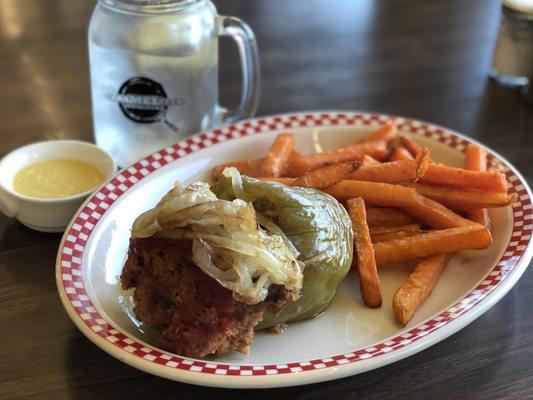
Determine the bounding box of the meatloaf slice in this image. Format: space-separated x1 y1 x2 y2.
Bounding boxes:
121 237 291 358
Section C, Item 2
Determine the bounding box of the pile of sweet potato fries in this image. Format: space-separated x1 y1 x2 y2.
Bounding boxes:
212 122 517 325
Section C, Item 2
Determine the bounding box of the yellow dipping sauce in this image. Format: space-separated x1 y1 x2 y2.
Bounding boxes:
13 159 104 199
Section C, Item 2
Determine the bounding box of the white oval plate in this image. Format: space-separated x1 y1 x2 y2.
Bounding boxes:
56 112 533 388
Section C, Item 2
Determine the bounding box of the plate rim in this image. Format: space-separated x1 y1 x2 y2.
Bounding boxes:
55 111 533 388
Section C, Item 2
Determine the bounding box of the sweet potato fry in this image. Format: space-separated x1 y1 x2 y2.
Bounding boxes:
346 160 419 184
467 208 491 228
369 224 421 235
464 144 485 171
259 177 294 185
292 162 360 189
286 159 422 184
212 148 304 181
406 183 517 211
415 148 430 180
420 164 508 193
289 149 302 160
355 122 397 144
365 207 415 226
371 230 421 243
212 158 262 180
393 253 453 325
287 140 388 176
362 155 380 165
213 148 302 181
346 198 382 308
276 149 303 177
259 133 295 177
465 144 491 228
373 225 492 265
323 181 419 207
389 147 414 161
402 193 474 229
400 135 424 158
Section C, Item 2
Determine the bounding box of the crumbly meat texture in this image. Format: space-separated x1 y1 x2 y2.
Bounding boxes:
121 237 291 358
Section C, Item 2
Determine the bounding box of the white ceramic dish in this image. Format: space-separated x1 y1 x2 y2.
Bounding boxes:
0 140 116 232
56 112 532 388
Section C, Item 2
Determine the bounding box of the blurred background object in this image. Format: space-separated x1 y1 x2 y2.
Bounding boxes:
490 0 533 87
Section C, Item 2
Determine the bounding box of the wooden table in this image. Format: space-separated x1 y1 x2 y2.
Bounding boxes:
1 0 532 399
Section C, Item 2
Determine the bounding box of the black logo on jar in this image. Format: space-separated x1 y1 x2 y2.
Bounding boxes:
106 77 184 131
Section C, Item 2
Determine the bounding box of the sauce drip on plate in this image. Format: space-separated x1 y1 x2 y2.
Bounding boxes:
13 159 104 199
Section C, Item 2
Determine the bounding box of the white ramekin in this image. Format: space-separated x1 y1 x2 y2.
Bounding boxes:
0 140 116 232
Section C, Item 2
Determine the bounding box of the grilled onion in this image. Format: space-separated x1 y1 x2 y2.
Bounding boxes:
131 169 304 304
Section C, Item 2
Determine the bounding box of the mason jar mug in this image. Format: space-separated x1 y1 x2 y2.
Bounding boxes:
88 0 260 166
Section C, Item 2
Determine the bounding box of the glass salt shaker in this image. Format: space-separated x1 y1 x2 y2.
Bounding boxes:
88 0 260 167
490 0 533 87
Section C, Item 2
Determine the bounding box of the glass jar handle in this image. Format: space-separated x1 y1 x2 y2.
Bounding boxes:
218 16 260 123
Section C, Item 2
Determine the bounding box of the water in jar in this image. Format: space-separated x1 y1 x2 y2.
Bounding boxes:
89 1 219 166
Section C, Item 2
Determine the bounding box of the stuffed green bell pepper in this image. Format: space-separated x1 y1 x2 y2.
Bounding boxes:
121 168 353 358
212 169 353 329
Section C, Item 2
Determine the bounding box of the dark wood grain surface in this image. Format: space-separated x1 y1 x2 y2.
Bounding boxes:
1 0 532 399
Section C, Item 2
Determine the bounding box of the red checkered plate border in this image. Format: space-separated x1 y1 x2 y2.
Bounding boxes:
56 112 533 388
